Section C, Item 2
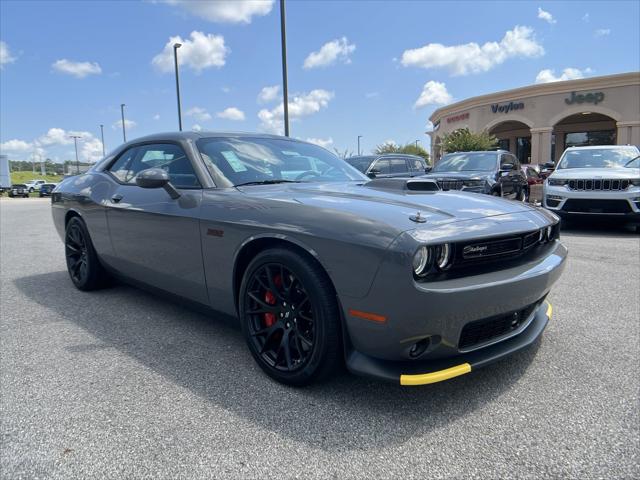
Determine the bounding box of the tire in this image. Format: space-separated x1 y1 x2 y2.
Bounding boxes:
517 187 529 202
29 188 34 193
64 217 107 291
491 189 501 197
239 248 342 386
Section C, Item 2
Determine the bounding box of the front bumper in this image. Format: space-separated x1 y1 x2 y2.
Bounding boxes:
543 184 640 218
347 301 551 385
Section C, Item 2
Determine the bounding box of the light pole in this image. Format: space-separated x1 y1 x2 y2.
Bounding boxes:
69 134 82 174
99 124 105 157
173 43 183 131
279 0 290 137
357 135 362 156
415 139 420 149
120 103 127 143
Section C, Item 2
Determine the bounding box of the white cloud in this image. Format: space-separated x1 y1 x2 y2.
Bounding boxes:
191 124 203 132
535 67 593 83
152 31 229 73
0 139 32 152
537 7 556 24
217 107 245 121
185 106 212 121
38 128 75 146
221 86 231 93
306 137 333 149
303 37 356 69
258 89 334 134
0 41 16 68
365 91 380 99
153 113 161 120
112 119 137 130
400 25 544 76
582 13 590 22
52 59 102 78
160 0 274 24
414 81 453 108
81 137 105 162
595 28 611 37
258 85 280 103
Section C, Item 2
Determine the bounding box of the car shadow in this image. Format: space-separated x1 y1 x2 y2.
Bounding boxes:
559 217 639 237
14 271 541 452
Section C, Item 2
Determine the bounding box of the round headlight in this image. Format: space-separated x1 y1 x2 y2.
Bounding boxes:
413 246 431 277
435 243 452 270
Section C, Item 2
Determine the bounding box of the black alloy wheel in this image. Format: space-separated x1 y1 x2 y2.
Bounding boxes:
64 217 107 291
239 248 341 386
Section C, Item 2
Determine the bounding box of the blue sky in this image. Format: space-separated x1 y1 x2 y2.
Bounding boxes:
1 0 639 163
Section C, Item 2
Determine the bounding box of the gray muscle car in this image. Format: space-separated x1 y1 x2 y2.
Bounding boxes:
51 132 567 386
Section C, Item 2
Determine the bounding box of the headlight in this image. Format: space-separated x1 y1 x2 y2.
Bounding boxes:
435 243 452 270
547 178 568 186
412 246 432 277
546 225 553 240
630 179 640 186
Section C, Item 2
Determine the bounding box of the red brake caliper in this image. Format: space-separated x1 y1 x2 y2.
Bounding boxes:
263 275 282 327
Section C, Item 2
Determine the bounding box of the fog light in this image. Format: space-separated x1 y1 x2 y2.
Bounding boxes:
547 194 563 201
409 337 431 358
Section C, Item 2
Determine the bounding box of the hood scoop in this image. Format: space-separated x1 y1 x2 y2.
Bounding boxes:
364 177 440 193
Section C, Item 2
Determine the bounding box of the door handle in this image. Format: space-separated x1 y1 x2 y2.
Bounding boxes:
111 194 124 203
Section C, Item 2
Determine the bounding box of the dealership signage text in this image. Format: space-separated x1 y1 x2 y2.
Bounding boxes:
491 101 524 114
565 91 605 105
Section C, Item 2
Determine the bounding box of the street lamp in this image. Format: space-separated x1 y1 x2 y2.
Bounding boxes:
69 134 82 174
415 139 420 149
99 124 105 157
120 103 127 143
357 135 362 156
173 43 183 131
279 0 289 137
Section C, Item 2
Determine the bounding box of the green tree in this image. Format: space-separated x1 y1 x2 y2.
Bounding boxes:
441 128 498 153
374 142 430 163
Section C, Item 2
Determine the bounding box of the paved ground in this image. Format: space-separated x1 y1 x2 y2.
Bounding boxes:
1 198 639 479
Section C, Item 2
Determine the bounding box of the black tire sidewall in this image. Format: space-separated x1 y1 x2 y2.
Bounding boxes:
65 217 104 291
239 248 341 386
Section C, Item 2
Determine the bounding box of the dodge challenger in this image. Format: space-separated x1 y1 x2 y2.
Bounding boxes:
51 132 567 386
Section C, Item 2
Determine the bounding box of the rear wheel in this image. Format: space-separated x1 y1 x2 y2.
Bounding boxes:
239 248 342 386
65 217 107 291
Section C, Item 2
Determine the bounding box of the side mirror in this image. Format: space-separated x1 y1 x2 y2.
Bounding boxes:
367 169 380 179
424 166 432 173
135 168 180 199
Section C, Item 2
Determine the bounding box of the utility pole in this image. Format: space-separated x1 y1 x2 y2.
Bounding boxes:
415 139 420 149
279 0 289 136
69 135 82 175
99 124 105 157
173 43 183 131
120 103 127 143
357 135 362 156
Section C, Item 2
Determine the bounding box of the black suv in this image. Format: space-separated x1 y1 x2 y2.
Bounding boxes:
346 154 429 179
424 150 529 201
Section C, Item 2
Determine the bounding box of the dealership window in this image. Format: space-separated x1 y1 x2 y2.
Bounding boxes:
564 130 616 148
516 137 531 164
497 138 510 151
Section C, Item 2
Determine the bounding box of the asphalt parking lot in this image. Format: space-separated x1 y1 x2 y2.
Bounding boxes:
1 198 639 479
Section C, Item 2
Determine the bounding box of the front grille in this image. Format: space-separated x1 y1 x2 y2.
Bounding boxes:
562 199 631 214
437 180 464 191
459 302 539 350
567 179 629 191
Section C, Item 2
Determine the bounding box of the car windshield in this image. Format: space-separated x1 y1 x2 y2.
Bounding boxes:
197 137 367 187
432 153 497 172
557 148 640 169
12 184 26 188
346 157 375 173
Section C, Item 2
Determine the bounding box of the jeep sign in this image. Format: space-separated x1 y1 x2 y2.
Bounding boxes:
565 91 605 105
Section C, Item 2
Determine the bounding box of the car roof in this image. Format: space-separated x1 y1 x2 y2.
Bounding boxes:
442 150 505 155
564 145 639 151
127 131 300 144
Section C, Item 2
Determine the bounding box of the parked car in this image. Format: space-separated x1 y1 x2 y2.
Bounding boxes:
543 145 640 220
346 154 429 179
539 162 556 179
52 132 565 386
8 184 30 198
39 183 57 197
424 150 529 201
521 165 544 186
25 179 46 192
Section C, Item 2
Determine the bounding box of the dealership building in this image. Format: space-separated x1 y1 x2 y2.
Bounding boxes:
427 71 640 165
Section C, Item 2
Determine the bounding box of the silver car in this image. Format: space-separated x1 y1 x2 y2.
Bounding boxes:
543 145 640 221
51 132 566 386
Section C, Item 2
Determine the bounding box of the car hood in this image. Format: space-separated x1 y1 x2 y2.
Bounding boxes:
550 168 640 179
423 171 492 181
236 181 546 232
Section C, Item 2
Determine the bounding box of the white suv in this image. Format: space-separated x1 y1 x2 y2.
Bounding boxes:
24 179 46 192
543 145 640 221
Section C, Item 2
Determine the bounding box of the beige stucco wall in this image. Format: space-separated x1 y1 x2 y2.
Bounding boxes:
428 72 640 164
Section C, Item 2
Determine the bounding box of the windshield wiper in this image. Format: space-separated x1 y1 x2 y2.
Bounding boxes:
624 155 640 167
234 179 305 187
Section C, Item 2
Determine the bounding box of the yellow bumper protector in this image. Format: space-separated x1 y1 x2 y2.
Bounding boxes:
546 301 553 319
400 363 471 386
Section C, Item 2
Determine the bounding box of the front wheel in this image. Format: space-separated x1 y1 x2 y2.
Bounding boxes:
239 248 342 386
65 217 107 291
